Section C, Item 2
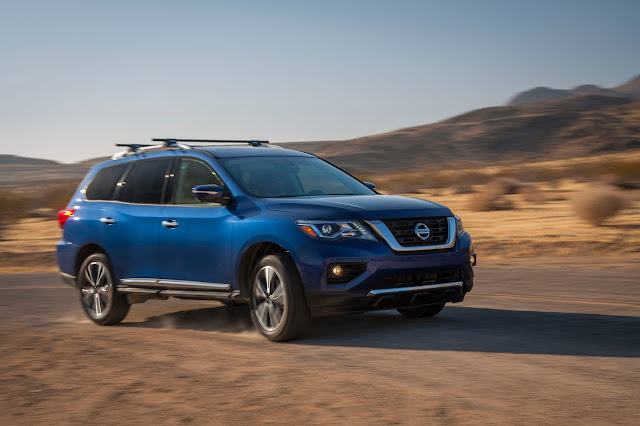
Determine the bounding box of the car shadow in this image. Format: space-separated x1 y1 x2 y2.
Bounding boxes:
299 307 640 357
123 305 640 357
122 304 255 334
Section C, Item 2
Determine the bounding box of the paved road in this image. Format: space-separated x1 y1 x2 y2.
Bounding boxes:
1 267 639 424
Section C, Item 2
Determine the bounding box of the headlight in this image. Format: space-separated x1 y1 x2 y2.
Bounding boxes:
296 220 376 241
454 215 465 236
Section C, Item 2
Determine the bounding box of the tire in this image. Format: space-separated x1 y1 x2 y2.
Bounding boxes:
77 253 130 325
397 303 445 318
249 254 310 342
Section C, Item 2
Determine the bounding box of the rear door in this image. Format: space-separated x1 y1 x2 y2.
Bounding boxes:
99 157 174 280
157 157 235 286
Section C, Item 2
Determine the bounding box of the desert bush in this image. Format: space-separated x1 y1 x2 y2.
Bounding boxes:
468 180 516 211
491 177 523 195
0 190 29 238
453 185 475 195
604 175 640 191
572 187 627 226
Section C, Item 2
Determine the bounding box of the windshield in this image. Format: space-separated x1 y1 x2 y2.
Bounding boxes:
218 156 375 198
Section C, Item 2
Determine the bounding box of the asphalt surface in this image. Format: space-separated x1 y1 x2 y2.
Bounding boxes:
1 267 639 424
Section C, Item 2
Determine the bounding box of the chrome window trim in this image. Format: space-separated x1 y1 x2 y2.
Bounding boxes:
81 155 230 207
365 217 456 252
120 278 230 291
366 281 463 296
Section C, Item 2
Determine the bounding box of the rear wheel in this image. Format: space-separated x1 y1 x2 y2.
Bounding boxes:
249 254 309 341
78 253 130 325
397 303 445 318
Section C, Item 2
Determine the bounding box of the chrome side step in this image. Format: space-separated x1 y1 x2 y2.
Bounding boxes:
117 286 240 301
120 278 230 291
161 289 240 300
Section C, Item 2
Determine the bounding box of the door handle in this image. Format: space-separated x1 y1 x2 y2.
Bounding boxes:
100 217 117 225
162 219 179 229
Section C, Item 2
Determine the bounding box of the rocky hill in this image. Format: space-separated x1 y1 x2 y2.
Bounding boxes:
507 75 640 106
286 94 640 173
0 155 59 166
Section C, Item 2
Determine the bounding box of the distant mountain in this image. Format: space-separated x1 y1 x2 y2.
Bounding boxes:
507 75 640 106
615 74 640 96
0 155 59 166
286 95 640 173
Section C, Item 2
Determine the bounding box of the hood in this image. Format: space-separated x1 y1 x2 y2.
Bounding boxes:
264 194 452 220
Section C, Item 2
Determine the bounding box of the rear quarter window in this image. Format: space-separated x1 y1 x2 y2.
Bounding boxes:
85 164 129 201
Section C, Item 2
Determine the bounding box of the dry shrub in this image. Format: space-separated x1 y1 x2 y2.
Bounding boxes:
453 185 474 195
572 187 627 226
469 180 517 211
604 175 640 191
491 177 523 195
0 190 29 238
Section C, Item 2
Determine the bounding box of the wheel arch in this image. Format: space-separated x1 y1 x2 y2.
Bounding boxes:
74 243 107 284
237 241 295 299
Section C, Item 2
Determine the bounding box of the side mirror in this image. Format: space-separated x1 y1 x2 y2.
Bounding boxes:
363 182 376 190
192 185 231 205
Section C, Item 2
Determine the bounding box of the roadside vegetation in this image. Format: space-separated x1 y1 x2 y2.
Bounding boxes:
0 190 29 238
0 181 79 239
572 187 628 226
361 151 640 195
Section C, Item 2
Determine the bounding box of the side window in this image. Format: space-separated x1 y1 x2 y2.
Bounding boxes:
175 158 223 204
85 164 129 201
119 158 172 204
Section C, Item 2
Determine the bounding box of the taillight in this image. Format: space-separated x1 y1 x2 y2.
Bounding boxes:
58 209 75 229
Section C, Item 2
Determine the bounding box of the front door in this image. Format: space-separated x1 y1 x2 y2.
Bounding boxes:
157 157 235 286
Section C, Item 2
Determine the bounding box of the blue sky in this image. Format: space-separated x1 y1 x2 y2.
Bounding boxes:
1 0 639 162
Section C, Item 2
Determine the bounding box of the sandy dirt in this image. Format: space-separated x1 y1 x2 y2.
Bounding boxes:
1 268 639 425
1 180 639 424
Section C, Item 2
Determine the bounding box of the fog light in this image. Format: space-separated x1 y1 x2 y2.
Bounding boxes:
327 263 366 284
331 265 343 277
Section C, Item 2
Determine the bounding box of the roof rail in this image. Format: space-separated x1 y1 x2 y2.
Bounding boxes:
115 143 153 152
152 138 269 147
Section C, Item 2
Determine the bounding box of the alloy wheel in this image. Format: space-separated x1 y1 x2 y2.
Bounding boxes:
81 261 113 318
252 265 287 332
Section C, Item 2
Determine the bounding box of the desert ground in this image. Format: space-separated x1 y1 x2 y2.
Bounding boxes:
0 179 639 424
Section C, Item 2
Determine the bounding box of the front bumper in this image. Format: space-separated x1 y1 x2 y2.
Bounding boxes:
291 232 475 316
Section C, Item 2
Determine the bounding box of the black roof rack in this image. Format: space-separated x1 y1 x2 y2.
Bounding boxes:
152 138 269 147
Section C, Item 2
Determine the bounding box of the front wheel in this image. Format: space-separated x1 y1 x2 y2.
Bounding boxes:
77 253 130 325
249 254 309 341
397 303 445 318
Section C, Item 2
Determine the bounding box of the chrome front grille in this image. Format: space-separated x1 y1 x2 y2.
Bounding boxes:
365 217 456 252
381 217 449 247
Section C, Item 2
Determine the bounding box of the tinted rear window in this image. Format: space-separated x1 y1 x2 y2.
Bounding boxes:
119 159 172 204
85 164 129 201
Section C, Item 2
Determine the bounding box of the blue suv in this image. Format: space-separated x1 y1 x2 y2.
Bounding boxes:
57 138 475 341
